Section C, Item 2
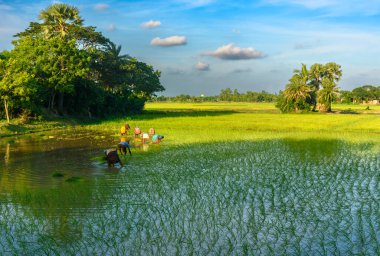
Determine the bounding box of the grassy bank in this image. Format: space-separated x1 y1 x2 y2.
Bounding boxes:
1 102 379 144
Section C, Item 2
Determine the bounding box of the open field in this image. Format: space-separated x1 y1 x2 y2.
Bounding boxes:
1 102 380 254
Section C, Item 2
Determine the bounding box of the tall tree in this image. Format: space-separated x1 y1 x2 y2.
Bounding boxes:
38 4 83 38
309 63 324 111
0 51 36 124
318 78 339 112
283 74 311 112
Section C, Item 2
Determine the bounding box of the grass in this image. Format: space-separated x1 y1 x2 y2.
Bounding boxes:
0 102 379 254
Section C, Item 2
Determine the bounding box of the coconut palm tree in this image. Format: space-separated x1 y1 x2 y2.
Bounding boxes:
38 3 83 38
318 78 339 112
309 63 324 111
283 73 311 112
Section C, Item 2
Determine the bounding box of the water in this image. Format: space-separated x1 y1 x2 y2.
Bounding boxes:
1 131 379 254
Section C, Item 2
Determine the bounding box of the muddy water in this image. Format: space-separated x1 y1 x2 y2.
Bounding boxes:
0 130 127 190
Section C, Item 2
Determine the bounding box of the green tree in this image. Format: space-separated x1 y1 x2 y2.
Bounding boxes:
38 3 83 38
0 51 36 124
283 74 311 112
318 78 339 112
123 58 164 99
219 88 233 101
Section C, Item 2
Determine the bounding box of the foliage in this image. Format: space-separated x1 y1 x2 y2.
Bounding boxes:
276 63 342 113
152 88 277 103
352 85 380 103
318 78 339 112
0 3 164 123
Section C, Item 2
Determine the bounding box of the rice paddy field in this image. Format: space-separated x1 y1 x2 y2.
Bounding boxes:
0 102 379 255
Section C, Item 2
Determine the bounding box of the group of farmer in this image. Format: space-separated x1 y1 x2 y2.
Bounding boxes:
104 123 164 167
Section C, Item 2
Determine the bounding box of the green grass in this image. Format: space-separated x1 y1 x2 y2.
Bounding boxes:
84 102 380 147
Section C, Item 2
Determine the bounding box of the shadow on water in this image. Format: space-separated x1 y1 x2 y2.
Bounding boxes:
281 138 342 161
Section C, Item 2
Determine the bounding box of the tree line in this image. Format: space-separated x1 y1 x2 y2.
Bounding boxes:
0 4 164 124
152 89 277 103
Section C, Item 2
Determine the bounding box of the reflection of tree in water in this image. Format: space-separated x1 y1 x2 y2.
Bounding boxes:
5 179 114 247
0 134 118 249
4 143 10 165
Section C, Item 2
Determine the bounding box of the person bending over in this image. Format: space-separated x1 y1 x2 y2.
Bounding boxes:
118 141 132 155
104 149 123 167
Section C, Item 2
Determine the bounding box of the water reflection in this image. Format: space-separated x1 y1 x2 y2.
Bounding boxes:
1 134 379 254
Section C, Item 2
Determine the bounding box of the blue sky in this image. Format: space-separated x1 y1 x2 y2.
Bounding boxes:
1 0 380 96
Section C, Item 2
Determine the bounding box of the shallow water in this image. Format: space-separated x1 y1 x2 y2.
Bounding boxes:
0 131 379 255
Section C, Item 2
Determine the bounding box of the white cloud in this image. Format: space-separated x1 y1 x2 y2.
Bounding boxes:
94 3 109 11
107 24 116 32
151 36 187 46
205 44 265 60
141 20 161 29
195 61 210 71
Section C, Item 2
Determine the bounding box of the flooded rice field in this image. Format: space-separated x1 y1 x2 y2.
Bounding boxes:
0 131 379 254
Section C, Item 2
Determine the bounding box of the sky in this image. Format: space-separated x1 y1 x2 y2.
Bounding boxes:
1 0 380 96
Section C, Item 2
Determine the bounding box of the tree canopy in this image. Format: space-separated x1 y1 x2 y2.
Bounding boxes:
276 63 342 113
0 3 164 123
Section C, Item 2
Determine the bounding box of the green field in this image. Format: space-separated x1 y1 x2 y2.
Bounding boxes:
1 102 380 254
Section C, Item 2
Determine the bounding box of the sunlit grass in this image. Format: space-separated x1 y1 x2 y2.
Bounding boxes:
85 102 380 146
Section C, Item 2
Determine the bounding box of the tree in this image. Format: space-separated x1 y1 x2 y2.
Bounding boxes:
352 85 380 103
123 58 164 99
219 88 233 101
318 78 339 112
276 62 342 113
0 52 36 124
283 73 311 112
309 63 324 111
38 3 83 38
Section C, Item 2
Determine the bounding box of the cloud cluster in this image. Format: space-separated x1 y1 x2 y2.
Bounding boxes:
94 3 109 11
194 61 210 71
151 36 187 46
205 44 265 60
141 20 161 29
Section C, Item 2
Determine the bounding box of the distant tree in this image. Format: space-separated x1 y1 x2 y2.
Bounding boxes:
352 85 380 102
338 90 353 104
219 88 233 101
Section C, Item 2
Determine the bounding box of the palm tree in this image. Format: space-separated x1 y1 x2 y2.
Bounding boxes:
38 3 83 38
284 74 311 112
318 78 339 112
309 63 324 111
323 62 342 83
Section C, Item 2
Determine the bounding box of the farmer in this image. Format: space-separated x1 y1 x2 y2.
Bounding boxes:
152 134 164 144
118 140 132 155
104 149 123 167
134 127 141 138
148 128 155 137
120 123 131 135
142 132 149 144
